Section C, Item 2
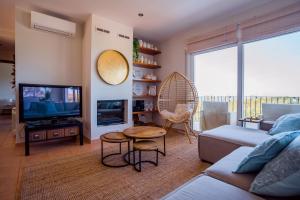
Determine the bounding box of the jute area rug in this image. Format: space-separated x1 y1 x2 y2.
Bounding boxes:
18 131 209 200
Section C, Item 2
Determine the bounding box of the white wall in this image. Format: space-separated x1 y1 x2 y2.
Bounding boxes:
0 63 15 100
15 8 83 143
82 15 133 140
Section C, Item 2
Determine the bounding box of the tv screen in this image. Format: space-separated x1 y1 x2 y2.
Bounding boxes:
19 84 82 122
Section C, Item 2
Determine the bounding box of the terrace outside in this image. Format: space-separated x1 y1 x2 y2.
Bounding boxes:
193 96 300 131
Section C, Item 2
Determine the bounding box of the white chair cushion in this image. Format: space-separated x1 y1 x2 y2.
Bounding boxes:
160 104 192 122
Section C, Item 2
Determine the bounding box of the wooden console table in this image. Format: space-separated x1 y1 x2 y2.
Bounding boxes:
24 119 83 156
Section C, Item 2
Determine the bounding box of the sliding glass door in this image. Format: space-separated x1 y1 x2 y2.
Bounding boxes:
193 46 237 131
191 30 300 130
243 31 300 118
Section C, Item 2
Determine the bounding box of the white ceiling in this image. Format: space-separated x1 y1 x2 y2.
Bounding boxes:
0 0 299 50
14 0 275 41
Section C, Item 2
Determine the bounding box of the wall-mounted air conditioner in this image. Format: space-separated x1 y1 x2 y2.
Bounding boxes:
31 11 76 37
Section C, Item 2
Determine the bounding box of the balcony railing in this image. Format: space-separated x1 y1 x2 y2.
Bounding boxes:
194 96 300 122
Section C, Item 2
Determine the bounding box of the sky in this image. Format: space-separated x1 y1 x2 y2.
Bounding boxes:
194 31 300 97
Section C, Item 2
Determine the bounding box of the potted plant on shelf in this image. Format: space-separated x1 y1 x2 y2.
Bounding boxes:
133 38 139 62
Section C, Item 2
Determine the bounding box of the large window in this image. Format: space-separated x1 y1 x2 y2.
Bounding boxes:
244 31 300 117
191 31 300 130
193 46 237 130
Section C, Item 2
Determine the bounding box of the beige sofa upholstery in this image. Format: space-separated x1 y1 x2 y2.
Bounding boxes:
199 125 270 163
164 110 300 200
205 146 256 191
261 103 300 121
163 147 300 200
162 175 264 200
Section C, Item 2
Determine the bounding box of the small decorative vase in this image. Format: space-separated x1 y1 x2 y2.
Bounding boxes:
139 55 144 63
138 39 143 47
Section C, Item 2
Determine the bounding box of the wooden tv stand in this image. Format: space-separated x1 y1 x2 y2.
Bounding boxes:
24 119 83 156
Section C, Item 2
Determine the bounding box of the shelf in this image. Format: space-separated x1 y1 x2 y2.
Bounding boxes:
133 62 161 69
133 110 158 115
133 95 157 98
139 47 161 55
133 79 161 83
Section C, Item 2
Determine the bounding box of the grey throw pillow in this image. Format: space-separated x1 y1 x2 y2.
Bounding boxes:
250 136 300 197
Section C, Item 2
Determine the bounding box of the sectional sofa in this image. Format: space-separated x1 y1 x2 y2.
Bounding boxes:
163 104 300 200
163 125 299 200
199 103 300 163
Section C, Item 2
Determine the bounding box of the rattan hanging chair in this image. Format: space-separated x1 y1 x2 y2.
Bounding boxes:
157 72 199 143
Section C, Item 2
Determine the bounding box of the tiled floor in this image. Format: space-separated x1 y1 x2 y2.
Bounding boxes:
0 116 103 200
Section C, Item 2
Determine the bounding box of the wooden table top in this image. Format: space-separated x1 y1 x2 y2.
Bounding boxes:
123 126 166 139
100 132 130 142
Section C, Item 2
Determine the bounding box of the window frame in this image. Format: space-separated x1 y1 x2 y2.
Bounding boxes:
188 29 300 126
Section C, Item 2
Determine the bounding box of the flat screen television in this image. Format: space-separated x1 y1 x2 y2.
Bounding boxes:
19 83 82 122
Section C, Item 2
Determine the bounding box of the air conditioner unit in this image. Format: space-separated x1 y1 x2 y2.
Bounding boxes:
31 11 76 37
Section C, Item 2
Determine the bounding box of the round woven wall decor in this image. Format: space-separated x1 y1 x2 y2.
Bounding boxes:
97 50 129 85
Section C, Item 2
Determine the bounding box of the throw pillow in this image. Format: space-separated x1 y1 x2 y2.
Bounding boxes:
250 136 300 196
233 130 300 173
269 113 300 135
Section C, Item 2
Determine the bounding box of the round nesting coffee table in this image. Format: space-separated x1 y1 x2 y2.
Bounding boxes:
100 132 131 168
132 140 159 172
123 126 167 156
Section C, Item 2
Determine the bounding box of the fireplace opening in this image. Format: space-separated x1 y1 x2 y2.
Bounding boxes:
97 100 126 126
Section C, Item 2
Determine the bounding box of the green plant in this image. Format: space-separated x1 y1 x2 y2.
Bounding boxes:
133 38 139 62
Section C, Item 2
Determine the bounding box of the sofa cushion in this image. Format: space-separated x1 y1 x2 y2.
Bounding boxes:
205 146 256 191
234 131 300 173
250 136 300 197
201 125 269 147
269 113 300 135
199 133 241 163
162 175 264 200
199 125 270 163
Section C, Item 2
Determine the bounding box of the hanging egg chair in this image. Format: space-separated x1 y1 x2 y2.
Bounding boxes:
157 72 199 143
